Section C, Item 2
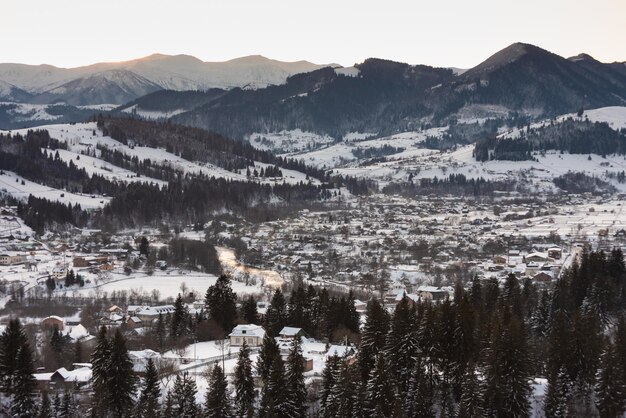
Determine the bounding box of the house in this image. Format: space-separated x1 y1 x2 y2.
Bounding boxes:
34 366 92 391
492 255 507 265
229 324 266 347
0 253 26 265
547 247 563 260
41 316 64 331
135 305 176 323
126 316 143 329
128 349 161 373
416 286 450 302
533 271 554 283
525 252 550 263
279 326 308 340
51 266 67 281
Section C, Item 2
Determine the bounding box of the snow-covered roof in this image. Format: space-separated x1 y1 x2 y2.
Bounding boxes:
279 326 303 336
230 324 266 338
65 324 90 341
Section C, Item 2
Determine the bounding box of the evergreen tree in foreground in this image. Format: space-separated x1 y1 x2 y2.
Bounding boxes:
234 340 255 418
90 326 111 418
37 392 53 418
107 329 136 418
205 364 232 417
205 275 238 334
596 340 626 418
366 355 394 418
171 373 198 417
284 337 307 418
11 333 37 418
136 358 161 418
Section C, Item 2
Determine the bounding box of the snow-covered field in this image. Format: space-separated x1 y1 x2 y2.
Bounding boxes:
249 129 336 153
55 270 264 300
286 127 447 168
499 106 626 139
0 170 110 208
0 102 63 122
121 104 187 119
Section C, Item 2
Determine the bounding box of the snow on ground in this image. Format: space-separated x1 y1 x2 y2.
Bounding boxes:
499 106 626 139
77 104 118 111
342 132 377 142
334 142 626 192
0 170 109 209
56 269 264 300
288 127 447 169
0 102 63 122
51 148 167 186
8 122 322 186
248 129 336 154
121 104 187 119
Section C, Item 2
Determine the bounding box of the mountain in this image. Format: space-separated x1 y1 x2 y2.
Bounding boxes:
442 43 626 116
165 43 626 140
31 70 162 106
172 60 455 139
0 54 332 104
0 80 32 102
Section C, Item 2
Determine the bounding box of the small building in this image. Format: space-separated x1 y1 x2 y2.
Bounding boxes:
0 253 26 266
51 266 67 281
229 324 266 347
533 271 554 283
41 316 65 331
135 305 176 323
279 327 308 340
416 286 450 302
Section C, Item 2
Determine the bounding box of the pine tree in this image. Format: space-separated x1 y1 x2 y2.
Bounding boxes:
358 298 390 382
266 288 287 337
481 311 531 418
156 312 166 352
205 365 231 418
260 355 287 418
320 355 340 417
107 329 136 418
90 326 111 418
11 337 37 418
136 358 161 418
384 296 417 395
59 391 77 418
366 355 394 417
37 392 53 418
53 392 62 417
284 337 307 418
241 296 258 325
0 318 28 394
345 290 360 334
596 340 625 418
404 359 434 418
234 340 255 418
171 294 189 341
205 275 238 334
257 333 280 384
458 362 482 418
170 373 199 417
544 366 570 418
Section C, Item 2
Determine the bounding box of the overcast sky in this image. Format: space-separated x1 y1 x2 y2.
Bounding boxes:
2 0 624 68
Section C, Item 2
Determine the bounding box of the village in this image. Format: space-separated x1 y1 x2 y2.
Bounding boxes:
0 189 625 405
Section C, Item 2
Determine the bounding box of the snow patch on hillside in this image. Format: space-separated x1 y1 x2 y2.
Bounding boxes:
249 129 336 153
499 106 626 139
0 170 109 209
0 102 62 122
121 104 187 119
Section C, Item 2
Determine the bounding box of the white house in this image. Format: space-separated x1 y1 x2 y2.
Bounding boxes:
229 324 266 347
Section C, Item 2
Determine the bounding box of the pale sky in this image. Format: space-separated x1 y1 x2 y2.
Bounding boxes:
1 0 624 68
